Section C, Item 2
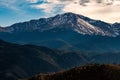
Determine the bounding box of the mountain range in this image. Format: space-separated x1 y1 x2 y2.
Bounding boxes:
1 12 120 80
1 39 120 80
0 13 120 52
0 13 120 36
0 40 87 80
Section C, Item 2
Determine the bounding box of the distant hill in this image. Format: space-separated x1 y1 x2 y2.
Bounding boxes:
0 40 87 80
1 39 120 80
24 64 120 80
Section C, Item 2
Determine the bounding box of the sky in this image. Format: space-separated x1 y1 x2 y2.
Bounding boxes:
0 0 120 27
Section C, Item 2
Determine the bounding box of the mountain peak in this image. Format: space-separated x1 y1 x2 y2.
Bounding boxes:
62 12 78 17
63 12 85 18
0 13 120 37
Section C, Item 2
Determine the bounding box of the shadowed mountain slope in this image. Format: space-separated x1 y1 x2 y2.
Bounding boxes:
25 64 120 80
0 40 87 80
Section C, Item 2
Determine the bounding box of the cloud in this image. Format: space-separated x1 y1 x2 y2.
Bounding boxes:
30 0 65 16
62 0 120 23
31 3 56 13
29 0 120 23
26 0 39 3
1 0 120 24
0 0 30 11
0 0 18 10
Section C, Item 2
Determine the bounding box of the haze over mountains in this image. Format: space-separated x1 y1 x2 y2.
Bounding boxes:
0 13 120 52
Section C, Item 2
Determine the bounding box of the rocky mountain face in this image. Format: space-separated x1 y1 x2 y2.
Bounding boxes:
1 13 120 37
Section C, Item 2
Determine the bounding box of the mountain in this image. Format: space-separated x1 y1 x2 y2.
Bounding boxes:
0 13 119 36
22 64 120 80
1 40 120 80
91 52 120 64
0 40 87 80
0 13 120 52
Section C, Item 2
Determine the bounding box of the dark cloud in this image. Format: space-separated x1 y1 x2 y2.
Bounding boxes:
96 0 103 3
80 0 89 6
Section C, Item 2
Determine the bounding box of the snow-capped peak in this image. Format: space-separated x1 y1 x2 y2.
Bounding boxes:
0 12 120 37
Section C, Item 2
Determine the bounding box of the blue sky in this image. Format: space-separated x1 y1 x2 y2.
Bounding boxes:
0 0 48 26
0 0 120 27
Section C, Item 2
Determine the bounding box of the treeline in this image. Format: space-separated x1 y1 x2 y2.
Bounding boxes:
23 64 120 80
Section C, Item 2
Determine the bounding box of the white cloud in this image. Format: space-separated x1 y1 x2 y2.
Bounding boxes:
2 0 119 23
31 0 65 16
62 0 120 23
31 3 56 13
26 0 39 3
29 0 120 23
0 0 18 10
